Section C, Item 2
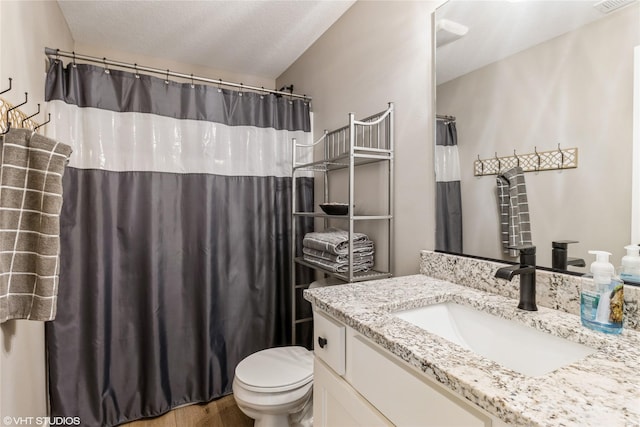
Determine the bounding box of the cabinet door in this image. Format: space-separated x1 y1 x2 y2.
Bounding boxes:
313 358 392 427
350 335 492 427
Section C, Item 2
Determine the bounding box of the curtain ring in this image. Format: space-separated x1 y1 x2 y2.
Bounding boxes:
535 146 541 171
103 57 110 74
260 86 265 99
72 51 77 68
55 49 60 64
217 78 222 93
495 152 501 172
514 149 520 167
477 154 484 175
164 69 170 85
134 63 140 79
238 83 244 97
190 74 195 89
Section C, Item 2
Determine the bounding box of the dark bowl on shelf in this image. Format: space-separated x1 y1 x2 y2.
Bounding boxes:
319 203 349 215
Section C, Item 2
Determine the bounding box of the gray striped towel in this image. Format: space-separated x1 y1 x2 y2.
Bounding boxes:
303 228 371 255
302 253 374 273
0 128 72 323
303 245 374 264
497 166 532 257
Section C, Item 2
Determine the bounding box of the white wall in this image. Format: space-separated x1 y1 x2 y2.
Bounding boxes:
0 0 74 422
437 4 639 269
277 0 440 275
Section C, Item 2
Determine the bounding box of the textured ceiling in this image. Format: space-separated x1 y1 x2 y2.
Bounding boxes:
57 0 355 80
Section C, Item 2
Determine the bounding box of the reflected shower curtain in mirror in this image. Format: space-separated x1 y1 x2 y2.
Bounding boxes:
43 60 314 426
435 119 462 253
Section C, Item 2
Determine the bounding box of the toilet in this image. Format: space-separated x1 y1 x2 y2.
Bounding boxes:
232 346 314 427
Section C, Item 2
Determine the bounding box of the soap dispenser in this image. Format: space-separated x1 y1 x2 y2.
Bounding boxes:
581 251 623 334
619 245 640 285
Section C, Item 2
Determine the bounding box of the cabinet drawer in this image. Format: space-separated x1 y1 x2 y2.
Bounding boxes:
313 310 346 376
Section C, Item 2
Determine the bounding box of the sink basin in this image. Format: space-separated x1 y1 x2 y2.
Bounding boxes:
394 302 596 377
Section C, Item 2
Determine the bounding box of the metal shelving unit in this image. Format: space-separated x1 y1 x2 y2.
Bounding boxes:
291 103 394 344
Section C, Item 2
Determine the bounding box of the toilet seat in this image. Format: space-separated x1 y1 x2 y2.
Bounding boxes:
235 346 313 393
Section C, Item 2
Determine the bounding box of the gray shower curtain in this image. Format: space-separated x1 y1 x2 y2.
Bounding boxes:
435 119 462 253
43 60 314 426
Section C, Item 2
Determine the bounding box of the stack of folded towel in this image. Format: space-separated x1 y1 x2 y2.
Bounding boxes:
302 228 374 273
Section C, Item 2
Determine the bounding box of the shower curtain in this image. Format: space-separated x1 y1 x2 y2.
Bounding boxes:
43 60 314 426
435 119 462 253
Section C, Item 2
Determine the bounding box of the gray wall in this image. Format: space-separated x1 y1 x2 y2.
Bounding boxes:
278 1 440 275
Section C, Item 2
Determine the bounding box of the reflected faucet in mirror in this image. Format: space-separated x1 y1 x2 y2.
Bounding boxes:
551 240 586 270
495 245 538 311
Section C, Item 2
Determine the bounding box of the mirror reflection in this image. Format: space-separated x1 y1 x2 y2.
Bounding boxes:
434 0 640 272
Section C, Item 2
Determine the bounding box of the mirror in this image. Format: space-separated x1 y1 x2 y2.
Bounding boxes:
434 0 640 272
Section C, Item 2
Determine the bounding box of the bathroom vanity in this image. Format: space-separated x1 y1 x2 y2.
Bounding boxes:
304 253 640 426
312 306 508 426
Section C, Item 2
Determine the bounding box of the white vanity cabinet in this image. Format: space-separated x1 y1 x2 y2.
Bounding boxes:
313 309 508 427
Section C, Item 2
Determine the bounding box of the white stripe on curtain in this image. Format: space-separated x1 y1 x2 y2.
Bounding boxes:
434 145 461 182
46 100 312 176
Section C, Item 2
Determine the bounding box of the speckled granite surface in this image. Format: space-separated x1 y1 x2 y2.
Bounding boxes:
305 271 640 425
420 250 640 331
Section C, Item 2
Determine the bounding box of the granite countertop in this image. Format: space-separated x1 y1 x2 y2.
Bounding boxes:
304 275 640 427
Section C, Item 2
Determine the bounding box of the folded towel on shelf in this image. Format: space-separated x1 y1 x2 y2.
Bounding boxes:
303 253 374 273
497 166 532 257
303 228 372 255
302 244 374 264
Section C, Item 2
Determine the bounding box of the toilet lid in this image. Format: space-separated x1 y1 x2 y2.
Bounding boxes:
235 346 313 393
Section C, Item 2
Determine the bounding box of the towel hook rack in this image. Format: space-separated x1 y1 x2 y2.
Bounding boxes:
477 154 484 174
0 78 12 95
557 143 564 168
474 145 578 176
34 113 51 133
2 92 28 135
22 103 41 126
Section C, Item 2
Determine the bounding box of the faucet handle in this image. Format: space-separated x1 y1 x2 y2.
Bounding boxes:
552 240 578 249
507 244 536 255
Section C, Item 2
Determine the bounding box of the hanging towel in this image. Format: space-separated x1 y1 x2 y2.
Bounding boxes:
497 166 532 257
0 128 72 323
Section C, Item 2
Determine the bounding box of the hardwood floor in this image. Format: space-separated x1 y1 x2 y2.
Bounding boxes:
120 395 253 427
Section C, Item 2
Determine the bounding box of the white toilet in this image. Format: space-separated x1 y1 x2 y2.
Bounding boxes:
232 346 314 427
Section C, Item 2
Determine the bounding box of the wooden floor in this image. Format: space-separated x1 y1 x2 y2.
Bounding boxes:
120 395 253 427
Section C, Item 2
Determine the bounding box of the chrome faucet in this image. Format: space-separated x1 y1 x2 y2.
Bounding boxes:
495 245 538 311
552 240 586 270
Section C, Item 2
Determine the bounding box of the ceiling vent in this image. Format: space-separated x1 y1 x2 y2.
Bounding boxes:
593 0 637 14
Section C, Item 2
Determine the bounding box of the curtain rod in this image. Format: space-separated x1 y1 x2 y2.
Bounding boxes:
44 47 311 101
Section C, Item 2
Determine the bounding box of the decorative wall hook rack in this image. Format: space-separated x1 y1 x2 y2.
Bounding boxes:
474 145 578 176
0 78 47 134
